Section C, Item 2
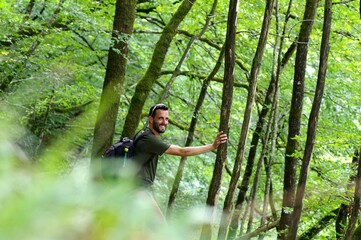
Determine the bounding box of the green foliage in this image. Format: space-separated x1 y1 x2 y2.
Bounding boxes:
1 0 361 238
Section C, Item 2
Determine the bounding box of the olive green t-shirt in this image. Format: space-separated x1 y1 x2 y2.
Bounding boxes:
133 129 170 186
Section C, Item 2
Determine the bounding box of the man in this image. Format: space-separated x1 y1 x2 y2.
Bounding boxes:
133 103 227 222
134 103 228 187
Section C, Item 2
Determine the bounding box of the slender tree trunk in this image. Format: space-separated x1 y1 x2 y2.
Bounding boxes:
164 2 220 213
259 1 281 237
91 0 137 167
288 0 331 238
227 33 297 240
229 4 296 238
336 204 349 239
240 199 251 236
199 0 238 238
167 45 225 215
278 0 318 237
350 223 361 240
260 102 280 240
345 147 361 239
159 0 218 102
218 1 274 239
336 151 360 238
121 0 197 139
246 102 274 234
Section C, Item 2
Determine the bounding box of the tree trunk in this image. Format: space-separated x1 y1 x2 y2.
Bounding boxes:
246 111 273 234
345 147 361 239
164 2 220 214
218 1 274 239
259 1 281 235
167 45 225 215
159 0 218 102
351 221 361 240
230 40 296 235
199 0 238 239
91 0 137 168
287 0 331 238
336 204 349 239
121 0 197 139
278 0 318 237
336 151 360 238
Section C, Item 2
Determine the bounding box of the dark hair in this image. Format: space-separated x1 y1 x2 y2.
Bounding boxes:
149 103 168 117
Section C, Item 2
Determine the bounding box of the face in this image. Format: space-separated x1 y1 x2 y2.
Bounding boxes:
149 109 169 134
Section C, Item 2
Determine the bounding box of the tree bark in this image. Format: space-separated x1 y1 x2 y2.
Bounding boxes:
345 147 361 239
287 0 331 238
199 0 238 239
163 4 220 212
227 42 296 240
246 106 273 234
218 1 274 239
91 0 137 166
278 0 318 237
351 221 361 240
167 44 225 215
335 204 349 239
259 1 281 235
121 0 197 139
335 151 360 238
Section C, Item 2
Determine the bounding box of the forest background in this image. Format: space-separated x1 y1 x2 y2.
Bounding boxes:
0 0 361 239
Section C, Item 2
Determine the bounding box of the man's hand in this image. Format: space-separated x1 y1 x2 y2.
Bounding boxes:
212 131 228 149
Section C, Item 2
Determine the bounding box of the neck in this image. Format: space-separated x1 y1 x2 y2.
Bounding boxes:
148 126 160 136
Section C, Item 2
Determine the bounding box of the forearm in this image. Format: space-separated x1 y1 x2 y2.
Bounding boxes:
182 144 216 156
164 131 227 157
165 144 216 157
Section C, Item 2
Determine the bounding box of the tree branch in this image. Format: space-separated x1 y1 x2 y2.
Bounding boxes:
237 219 280 239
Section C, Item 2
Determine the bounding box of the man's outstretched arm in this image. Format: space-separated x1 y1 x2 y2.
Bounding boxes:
165 131 227 157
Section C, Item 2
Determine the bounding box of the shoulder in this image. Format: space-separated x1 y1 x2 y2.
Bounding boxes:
137 130 166 145
144 133 166 146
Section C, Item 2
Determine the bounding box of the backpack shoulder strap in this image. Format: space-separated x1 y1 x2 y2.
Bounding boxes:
132 129 154 166
132 128 152 145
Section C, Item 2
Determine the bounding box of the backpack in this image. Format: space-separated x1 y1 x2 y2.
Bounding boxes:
101 129 150 179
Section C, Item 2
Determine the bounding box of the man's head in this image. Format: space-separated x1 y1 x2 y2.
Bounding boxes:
148 104 169 135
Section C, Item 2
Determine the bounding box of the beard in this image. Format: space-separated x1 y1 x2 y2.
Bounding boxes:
153 122 167 134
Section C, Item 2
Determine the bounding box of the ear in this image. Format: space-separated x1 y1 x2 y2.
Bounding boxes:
148 115 153 123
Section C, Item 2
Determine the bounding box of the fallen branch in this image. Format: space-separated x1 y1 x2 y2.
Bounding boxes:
237 219 279 240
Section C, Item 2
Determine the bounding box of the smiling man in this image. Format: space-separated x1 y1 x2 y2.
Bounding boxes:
133 103 227 187
132 103 227 222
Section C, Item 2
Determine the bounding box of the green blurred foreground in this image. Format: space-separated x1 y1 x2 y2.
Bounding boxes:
0 136 212 240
